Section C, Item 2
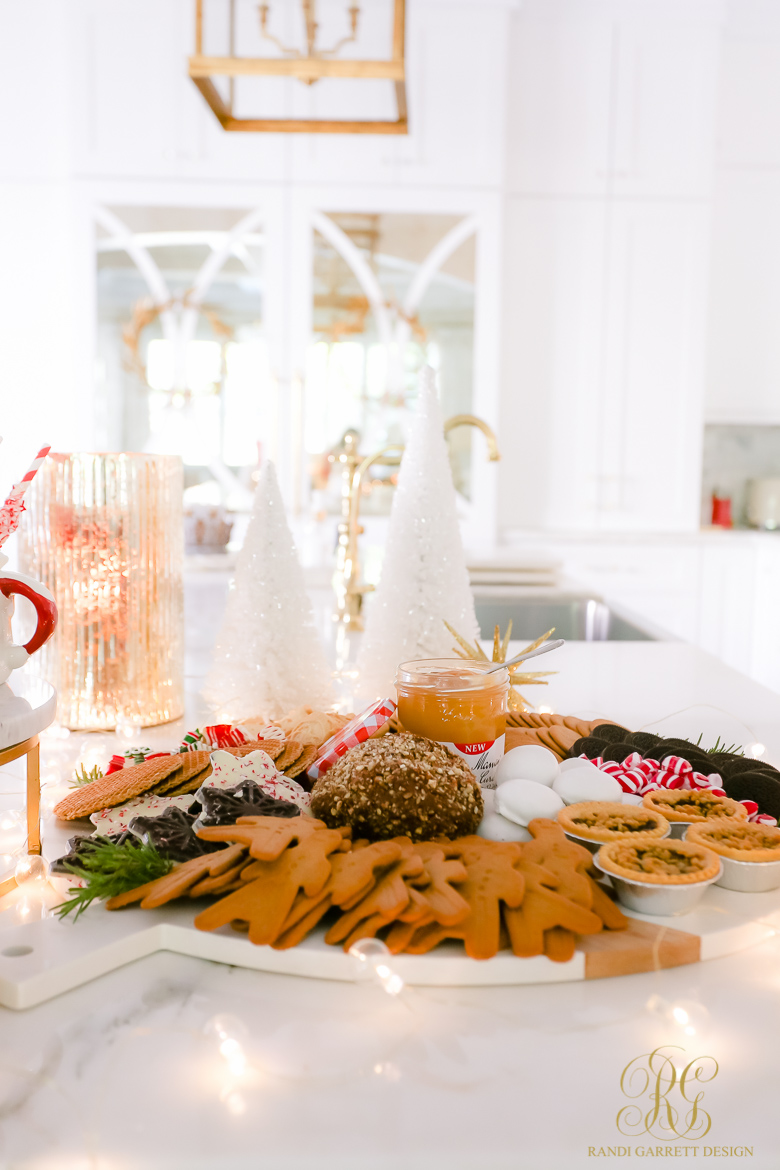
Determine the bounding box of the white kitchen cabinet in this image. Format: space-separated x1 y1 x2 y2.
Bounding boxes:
697 538 758 676
499 199 710 534
705 172 780 424
594 200 710 532
606 11 722 201
748 538 780 693
704 15 780 424
501 2 722 535
499 198 607 532
505 6 614 197
506 0 723 200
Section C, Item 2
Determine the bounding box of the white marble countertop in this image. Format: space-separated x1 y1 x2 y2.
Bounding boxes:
1 580 779 1169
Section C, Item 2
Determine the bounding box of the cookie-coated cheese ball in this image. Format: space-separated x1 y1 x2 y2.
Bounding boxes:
310 733 484 841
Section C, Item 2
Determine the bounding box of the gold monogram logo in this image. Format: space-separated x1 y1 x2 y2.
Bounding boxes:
616 1046 719 1140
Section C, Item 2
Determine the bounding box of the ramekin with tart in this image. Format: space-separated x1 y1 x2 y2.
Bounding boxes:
557 801 670 854
593 838 722 915
687 819 780 892
641 789 747 837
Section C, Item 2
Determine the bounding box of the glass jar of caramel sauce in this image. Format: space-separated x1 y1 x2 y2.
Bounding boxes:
395 658 509 788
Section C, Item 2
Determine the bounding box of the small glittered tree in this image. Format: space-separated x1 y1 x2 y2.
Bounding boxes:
356 366 479 699
203 461 333 721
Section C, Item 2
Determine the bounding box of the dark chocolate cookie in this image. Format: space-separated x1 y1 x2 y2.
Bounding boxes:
601 742 640 764
194 779 300 829
591 724 631 744
130 806 219 863
627 732 662 753
722 773 780 820
721 757 780 780
568 737 608 760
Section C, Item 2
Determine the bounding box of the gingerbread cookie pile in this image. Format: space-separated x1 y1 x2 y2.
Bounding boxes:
106 814 628 962
505 712 618 761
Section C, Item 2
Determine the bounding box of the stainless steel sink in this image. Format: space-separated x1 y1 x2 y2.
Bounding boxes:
472 594 658 642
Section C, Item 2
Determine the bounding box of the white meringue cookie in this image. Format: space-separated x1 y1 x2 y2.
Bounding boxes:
558 756 603 775
494 745 560 787
552 768 623 805
496 778 564 827
477 812 532 842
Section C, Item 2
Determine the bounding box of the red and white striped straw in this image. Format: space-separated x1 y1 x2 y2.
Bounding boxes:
6 445 51 500
0 445 51 547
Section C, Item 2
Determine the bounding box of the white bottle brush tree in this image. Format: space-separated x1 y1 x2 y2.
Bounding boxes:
203 461 334 721
356 365 480 699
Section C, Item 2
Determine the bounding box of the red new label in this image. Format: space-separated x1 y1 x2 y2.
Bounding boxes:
454 741 496 755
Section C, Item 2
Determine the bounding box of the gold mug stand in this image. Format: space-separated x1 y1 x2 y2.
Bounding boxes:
0 735 41 900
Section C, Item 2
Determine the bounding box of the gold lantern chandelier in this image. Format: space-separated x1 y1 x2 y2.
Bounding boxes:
189 0 407 134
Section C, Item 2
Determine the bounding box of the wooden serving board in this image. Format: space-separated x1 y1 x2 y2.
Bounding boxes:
1 882 779 1009
578 917 700 979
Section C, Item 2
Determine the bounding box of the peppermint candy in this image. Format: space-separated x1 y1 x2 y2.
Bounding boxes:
203 724 247 749
577 753 777 826
179 728 207 751
738 799 778 826
581 753 726 795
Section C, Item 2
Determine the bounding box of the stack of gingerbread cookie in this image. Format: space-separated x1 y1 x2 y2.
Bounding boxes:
505 712 617 760
106 814 628 963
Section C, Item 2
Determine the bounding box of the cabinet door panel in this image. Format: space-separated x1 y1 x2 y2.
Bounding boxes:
750 541 780 693
498 199 607 531
505 13 613 197
595 202 709 531
608 18 721 199
698 544 758 676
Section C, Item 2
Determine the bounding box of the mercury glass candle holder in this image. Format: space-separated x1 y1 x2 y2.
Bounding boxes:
19 453 184 730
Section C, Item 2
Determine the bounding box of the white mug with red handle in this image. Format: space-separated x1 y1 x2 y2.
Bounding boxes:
0 552 58 688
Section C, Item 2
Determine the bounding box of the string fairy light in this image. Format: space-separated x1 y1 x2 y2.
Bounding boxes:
646 994 711 1039
0 808 24 855
349 937 406 997
204 1013 252 1113
14 854 50 885
205 1016 250 1071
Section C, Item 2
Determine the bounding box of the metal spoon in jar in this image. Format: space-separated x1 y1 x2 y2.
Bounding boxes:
483 638 565 674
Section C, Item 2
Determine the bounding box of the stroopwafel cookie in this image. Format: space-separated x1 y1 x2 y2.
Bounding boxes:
54 755 182 820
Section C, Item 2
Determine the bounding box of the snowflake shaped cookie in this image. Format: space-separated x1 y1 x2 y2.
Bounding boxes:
206 750 311 811
91 793 197 835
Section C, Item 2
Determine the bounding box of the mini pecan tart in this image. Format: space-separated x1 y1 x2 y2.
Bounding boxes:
557 801 669 843
642 789 747 824
687 819 780 863
597 839 721 885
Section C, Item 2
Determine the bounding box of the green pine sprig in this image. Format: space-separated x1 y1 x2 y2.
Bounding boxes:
693 733 744 756
55 836 175 921
69 764 104 788
707 736 744 756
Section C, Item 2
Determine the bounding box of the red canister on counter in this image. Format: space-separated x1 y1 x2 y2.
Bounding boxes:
711 493 733 528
